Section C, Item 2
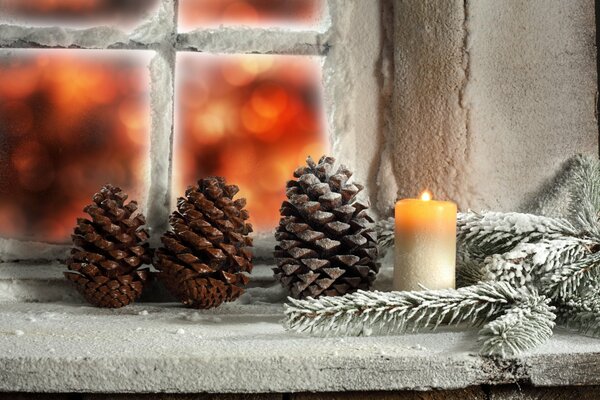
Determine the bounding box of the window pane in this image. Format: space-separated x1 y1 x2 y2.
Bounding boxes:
0 0 160 29
178 0 325 31
0 50 152 243
175 53 328 232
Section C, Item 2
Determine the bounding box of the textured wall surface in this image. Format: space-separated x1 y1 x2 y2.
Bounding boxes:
381 1 472 210
325 0 384 205
378 0 598 213
467 0 598 212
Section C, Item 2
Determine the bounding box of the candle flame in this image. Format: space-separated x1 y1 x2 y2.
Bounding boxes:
420 190 432 201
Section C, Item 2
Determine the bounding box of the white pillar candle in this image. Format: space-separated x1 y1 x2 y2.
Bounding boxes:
393 190 457 291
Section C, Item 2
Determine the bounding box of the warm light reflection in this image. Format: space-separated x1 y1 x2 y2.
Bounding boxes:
0 50 152 243
420 190 432 202
178 0 324 31
0 0 159 28
175 53 327 231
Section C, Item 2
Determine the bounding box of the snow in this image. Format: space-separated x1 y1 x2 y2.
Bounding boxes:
1 300 600 393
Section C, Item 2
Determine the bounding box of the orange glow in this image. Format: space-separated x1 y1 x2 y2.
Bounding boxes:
175 53 327 231
178 0 324 31
0 0 160 28
0 50 151 243
420 190 432 201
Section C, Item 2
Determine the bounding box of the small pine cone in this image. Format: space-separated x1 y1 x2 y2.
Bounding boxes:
154 177 253 309
274 156 379 299
64 185 151 308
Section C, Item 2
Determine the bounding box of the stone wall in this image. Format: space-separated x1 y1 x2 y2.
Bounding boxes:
375 0 598 214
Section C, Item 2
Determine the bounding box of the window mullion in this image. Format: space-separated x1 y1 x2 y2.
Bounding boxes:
176 29 328 56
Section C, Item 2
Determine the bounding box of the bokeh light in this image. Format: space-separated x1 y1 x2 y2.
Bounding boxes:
0 0 160 28
0 49 152 243
175 53 328 232
178 0 324 31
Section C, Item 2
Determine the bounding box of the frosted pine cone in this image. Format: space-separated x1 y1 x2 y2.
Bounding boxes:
274 156 379 299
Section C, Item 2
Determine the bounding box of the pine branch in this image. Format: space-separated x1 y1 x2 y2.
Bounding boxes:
375 217 395 256
542 251 600 301
456 248 486 287
479 293 555 358
522 154 588 218
457 211 578 257
482 237 593 290
567 155 600 236
557 293 600 337
284 282 533 337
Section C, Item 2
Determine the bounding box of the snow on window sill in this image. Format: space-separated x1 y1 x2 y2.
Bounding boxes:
1 297 600 393
1 256 600 393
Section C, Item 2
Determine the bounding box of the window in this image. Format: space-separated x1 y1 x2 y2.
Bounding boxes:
178 0 325 31
174 53 326 231
0 0 161 29
0 49 152 243
0 0 335 260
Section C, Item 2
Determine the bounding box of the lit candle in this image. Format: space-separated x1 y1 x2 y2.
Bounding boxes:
394 190 457 291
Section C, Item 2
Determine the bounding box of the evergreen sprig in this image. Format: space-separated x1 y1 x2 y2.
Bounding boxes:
285 282 536 337
543 251 600 300
568 155 600 235
479 293 555 357
558 293 600 337
375 217 395 255
483 237 593 289
457 211 578 255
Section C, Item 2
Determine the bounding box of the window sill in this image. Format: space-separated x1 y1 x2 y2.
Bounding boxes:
1 262 600 393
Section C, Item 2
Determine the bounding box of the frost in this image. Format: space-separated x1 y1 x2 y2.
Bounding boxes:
130 0 175 45
0 238 68 262
238 284 287 305
175 328 185 335
14 330 24 336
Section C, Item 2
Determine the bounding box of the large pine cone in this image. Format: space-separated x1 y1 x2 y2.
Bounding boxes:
274 156 379 299
154 177 253 309
64 185 151 308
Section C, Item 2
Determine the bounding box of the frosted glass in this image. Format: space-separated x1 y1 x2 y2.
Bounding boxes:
0 0 160 29
174 53 328 232
0 49 152 243
178 0 325 31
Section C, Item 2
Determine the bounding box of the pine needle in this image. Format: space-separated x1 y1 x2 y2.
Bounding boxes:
479 293 555 357
284 282 534 338
457 212 578 256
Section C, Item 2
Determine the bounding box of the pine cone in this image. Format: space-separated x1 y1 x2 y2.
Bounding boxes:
64 185 151 308
154 177 253 309
274 156 379 299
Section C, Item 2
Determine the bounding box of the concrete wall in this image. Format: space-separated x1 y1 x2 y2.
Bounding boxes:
376 0 598 214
